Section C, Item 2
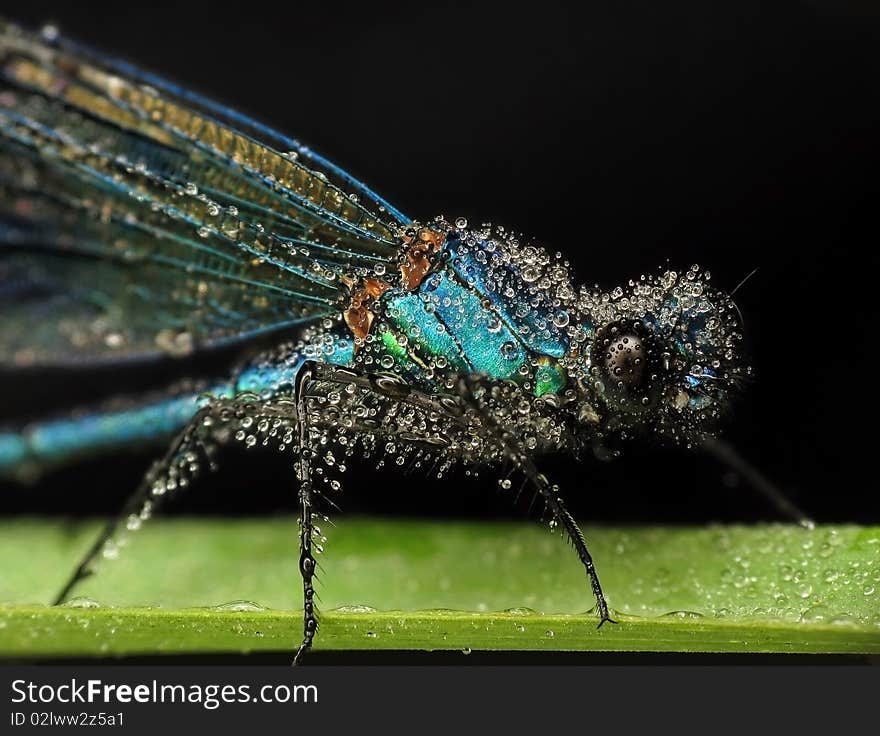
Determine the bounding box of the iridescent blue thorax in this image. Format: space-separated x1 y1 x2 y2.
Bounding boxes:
360 230 576 398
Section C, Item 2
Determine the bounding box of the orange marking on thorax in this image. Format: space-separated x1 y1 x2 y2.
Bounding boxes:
344 277 391 343
400 226 445 291
341 224 446 348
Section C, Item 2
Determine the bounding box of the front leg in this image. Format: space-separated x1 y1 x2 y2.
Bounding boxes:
699 434 815 529
455 375 615 627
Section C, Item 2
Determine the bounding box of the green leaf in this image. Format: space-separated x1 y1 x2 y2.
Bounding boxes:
1 518 878 657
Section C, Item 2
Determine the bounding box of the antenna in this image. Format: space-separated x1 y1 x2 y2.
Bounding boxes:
731 265 760 297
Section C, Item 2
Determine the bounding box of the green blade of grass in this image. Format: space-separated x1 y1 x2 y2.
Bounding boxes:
0 518 878 657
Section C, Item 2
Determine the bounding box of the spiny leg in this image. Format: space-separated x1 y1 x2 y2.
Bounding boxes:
286 360 488 663
51 397 285 606
456 375 616 627
293 363 318 666
700 434 815 529
52 405 216 605
287 360 462 664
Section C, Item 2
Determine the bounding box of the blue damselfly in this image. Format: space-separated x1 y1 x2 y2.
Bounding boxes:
0 19 809 662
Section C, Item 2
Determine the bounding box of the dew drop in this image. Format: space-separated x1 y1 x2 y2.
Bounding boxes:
334 604 377 614
211 600 266 612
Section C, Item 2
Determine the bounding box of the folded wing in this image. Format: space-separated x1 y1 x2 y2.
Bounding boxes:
0 20 408 367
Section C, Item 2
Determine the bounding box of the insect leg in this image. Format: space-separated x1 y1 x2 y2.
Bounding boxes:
293 363 318 666
288 362 615 653
51 398 273 606
454 375 615 627
700 435 815 529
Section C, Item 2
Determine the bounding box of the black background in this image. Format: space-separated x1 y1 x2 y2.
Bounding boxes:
2 1 879 526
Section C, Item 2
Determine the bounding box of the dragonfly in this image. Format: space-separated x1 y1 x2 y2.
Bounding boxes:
0 19 811 663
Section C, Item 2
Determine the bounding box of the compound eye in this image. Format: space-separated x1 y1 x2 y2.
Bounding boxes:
601 333 646 388
592 320 663 411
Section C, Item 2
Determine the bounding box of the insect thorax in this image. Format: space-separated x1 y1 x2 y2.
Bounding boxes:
232 222 587 465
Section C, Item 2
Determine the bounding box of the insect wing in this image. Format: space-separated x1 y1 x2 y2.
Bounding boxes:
0 19 408 367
